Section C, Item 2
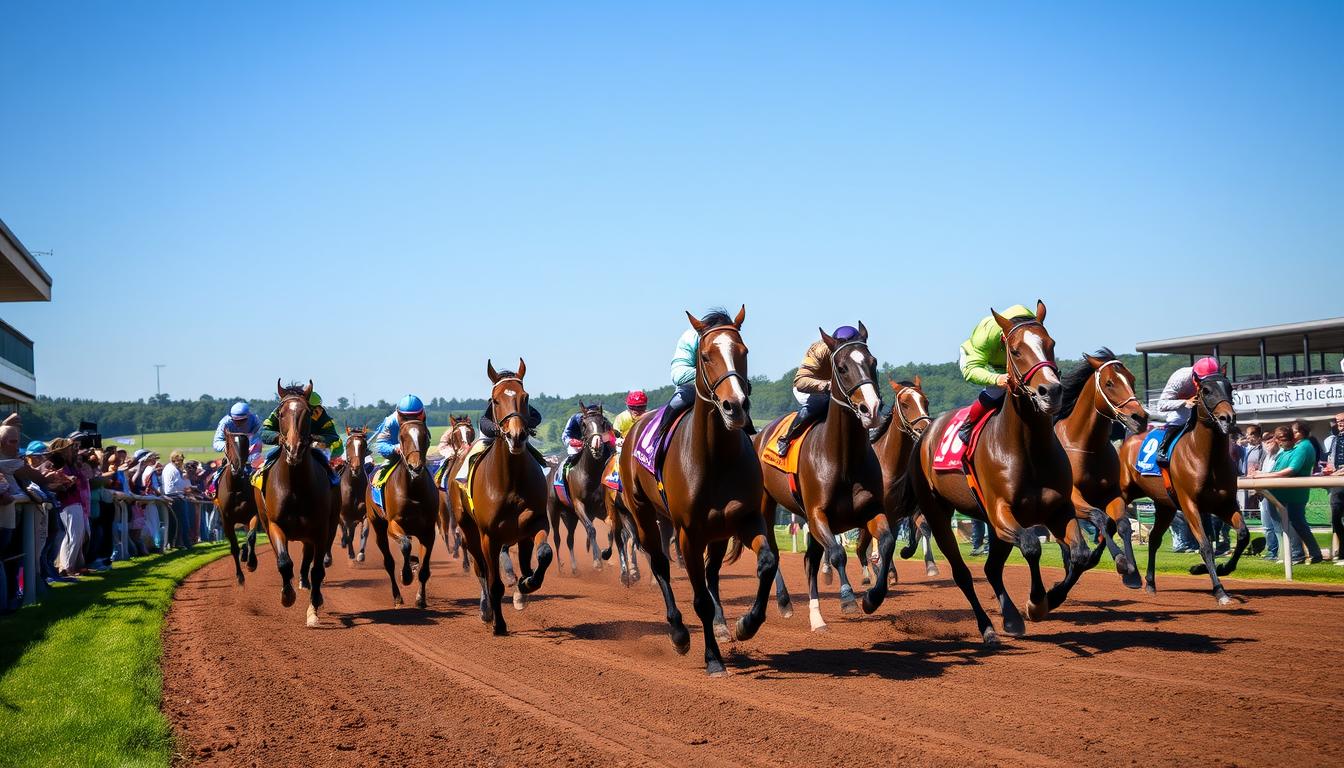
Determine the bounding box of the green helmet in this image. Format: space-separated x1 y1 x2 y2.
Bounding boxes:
309 391 323 407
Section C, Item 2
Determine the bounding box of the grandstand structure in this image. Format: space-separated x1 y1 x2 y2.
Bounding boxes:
0 217 51 407
1137 317 1344 429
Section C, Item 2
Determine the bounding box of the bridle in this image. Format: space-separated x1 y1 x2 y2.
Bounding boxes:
694 326 752 406
891 384 932 437
278 395 311 463
581 410 612 459
1092 359 1139 421
828 339 877 419
345 430 368 466
400 420 427 474
490 377 529 433
1194 375 1233 425
1002 320 1059 397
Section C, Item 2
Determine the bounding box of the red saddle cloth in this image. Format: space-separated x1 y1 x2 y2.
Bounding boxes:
931 405 993 472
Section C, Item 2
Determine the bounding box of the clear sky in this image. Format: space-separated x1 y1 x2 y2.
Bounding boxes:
2 2 1340 404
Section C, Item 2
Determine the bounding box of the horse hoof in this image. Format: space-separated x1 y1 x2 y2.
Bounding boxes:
706 661 729 678
480 610 493 625
356 552 365 563
493 625 508 636
1189 563 1209 576
926 565 939 578
671 627 691 655
713 622 731 644
416 593 427 609
1217 593 1233 606
246 561 258 572
570 564 578 576
839 598 859 616
982 627 1000 645
280 586 296 608
732 616 759 642
777 600 793 619
513 590 526 611
1026 601 1048 622
393 595 404 607
1121 571 1143 590
1114 555 1132 574
236 573 245 586
1001 619 1026 638
810 623 830 633
306 606 319 627
1144 582 1157 595
861 594 881 615
860 575 872 587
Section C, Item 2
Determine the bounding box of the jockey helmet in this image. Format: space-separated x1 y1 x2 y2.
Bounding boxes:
833 325 860 341
397 395 425 417
229 401 251 419
626 390 648 408
308 391 323 407
1192 357 1220 381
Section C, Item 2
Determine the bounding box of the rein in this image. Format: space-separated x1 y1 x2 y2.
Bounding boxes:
828 339 876 419
694 326 752 406
490 377 528 431
1002 321 1059 398
278 395 312 463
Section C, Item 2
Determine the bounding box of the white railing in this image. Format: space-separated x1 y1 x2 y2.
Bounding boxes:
1236 475 1344 581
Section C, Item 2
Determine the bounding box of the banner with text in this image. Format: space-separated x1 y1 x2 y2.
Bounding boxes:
1231 382 1344 413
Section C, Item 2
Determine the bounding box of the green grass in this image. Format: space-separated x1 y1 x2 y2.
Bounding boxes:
0 543 231 768
773 528 1344 584
107 427 461 462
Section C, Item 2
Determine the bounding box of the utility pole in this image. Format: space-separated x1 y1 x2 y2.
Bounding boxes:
154 364 166 399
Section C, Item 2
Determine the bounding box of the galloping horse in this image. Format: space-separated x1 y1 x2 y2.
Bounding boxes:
257 380 335 627
904 302 1090 643
753 324 885 632
1118 371 1248 604
436 414 475 567
615 307 779 676
1047 351 1149 602
215 430 259 585
450 360 552 635
547 404 612 574
336 427 370 562
366 417 439 608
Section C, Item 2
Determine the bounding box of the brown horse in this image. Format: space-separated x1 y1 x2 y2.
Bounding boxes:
1048 350 1149 602
257 380 335 627
547 404 613 575
436 414 475 568
366 417 439 608
598 452 681 586
1118 371 1248 604
215 430 259 585
336 427 370 562
450 360 552 635
753 324 885 632
615 307 778 677
903 302 1090 643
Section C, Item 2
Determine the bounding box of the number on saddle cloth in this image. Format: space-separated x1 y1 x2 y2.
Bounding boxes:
1135 427 1184 477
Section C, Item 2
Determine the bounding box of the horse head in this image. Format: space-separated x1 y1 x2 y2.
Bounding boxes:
344 426 369 467
447 415 475 458
580 405 613 461
888 375 932 438
487 358 532 456
993 300 1062 415
276 379 314 467
225 430 250 476
686 305 751 431
1082 352 1148 434
1196 370 1236 435
398 419 429 476
820 320 882 430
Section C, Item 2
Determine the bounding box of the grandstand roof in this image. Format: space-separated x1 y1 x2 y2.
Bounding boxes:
0 217 52 302
1136 317 1344 357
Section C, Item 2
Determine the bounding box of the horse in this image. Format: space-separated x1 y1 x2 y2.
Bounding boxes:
902 302 1090 643
436 414 475 569
1118 371 1248 604
257 380 335 628
614 307 779 677
336 427 370 562
364 417 439 608
450 360 552 635
546 403 613 575
599 464 682 587
753 324 885 632
215 430 259 585
1047 350 1149 602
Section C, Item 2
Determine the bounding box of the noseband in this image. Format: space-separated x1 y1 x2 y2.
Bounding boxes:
1002 321 1059 397
828 339 878 419
491 378 529 433
893 388 932 437
1093 360 1139 420
694 326 752 406
1195 375 1233 424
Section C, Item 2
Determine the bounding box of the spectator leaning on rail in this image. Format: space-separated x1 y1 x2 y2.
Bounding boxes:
1251 425 1323 565
161 451 195 549
1325 411 1344 564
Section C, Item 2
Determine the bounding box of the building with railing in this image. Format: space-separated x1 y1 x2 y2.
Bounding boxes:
0 217 52 406
1136 317 1344 429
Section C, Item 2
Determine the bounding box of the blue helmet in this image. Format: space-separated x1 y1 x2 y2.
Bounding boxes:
23 440 47 456
229 401 251 419
397 395 424 416
833 325 860 341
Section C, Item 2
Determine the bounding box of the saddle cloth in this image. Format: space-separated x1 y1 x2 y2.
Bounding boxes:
601 453 621 491
632 406 689 477
932 405 993 472
761 413 814 475
1135 426 1185 476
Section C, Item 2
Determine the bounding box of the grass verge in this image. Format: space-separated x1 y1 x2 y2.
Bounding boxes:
0 542 230 768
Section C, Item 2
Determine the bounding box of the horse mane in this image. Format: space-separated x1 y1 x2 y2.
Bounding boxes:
493 370 518 379
1054 348 1117 423
894 379 918 388
699 308 733 327
278 382 308 400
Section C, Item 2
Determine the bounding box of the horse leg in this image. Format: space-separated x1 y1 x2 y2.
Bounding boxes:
415 531 434 610
812 517 858 614
484 535 508 635
245 517 259 571
514 536 534 610
500 548 518 588
922 504 997 643
733 516 779 642
357 518 368 562
371 517 403 607
1020 528 1050 622
1113 505 1143 590
1180 503 1233 605
564 510 579 575
861 515 896 614
983 533 1027 637
308 537 327 627
1044 511 1104 612
574 498 602 572
704 539 731 644
921 522 938 577
298 542 313 590
679 531 726 677
265 520 296 608
1213 511 1250 577
394 524 414 587
804 534 827 632
856 527 873 586
519 525 554 595
225 520 245 586
638 510 689 652
1144 506 1175 594
773 565 792 618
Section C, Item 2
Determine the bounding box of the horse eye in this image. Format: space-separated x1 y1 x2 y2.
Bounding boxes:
1011 350 1021 357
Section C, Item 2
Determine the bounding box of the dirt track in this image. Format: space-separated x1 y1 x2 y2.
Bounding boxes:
163 533 1344 767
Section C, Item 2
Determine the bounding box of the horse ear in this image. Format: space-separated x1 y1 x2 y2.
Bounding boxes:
276 378 284 398
888 378 899 393
487 360 499 382
577 399 587 411
686 311 706 334
1083 353 1103 369
345 426 351 435
1035 299 1047 323
857 320 868 341
914 374 922 389
517 358 526 379
733 305 746 328
990 308 1014 332
818 327 837 350
1221 362 1228 376
303 380 313 401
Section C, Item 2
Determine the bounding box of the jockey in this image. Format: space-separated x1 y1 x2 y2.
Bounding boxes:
1154 357 1220 463
562 407 587 457
956 304 1038 446
259 390 342 482
774 325 861 456
649 309 756 441
211 401 262 459
612 390 648 440
370 395 426 465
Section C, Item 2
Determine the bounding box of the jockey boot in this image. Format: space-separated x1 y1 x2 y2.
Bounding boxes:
1156 422 1183 465
958 396 992 447
775 410 815 456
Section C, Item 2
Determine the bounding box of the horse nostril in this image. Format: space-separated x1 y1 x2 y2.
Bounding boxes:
859 404 870 414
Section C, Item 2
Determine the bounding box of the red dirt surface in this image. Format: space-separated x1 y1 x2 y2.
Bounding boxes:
163 534 1344 767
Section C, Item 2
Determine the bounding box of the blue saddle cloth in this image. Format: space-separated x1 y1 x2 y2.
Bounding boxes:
1135 426 1185 476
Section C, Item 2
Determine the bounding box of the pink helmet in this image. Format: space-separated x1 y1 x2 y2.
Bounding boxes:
626 390 648 407
1192 357 1220 380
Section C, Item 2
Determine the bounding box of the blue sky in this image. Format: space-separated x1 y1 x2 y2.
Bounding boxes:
2 2 1340 403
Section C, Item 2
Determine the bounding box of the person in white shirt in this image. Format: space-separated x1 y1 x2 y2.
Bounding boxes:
161 451 195 548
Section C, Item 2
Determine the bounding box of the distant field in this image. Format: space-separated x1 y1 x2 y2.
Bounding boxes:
105 427 455 461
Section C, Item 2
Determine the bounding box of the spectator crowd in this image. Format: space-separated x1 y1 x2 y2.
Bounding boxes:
0 412 222 614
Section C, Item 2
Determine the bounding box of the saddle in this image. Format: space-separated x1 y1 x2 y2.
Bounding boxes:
761 414 816 503
932 405 994 472
457 437 545 513
601 453 621 492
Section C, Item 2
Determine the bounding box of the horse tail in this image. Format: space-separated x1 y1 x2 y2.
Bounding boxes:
725 536 746 566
